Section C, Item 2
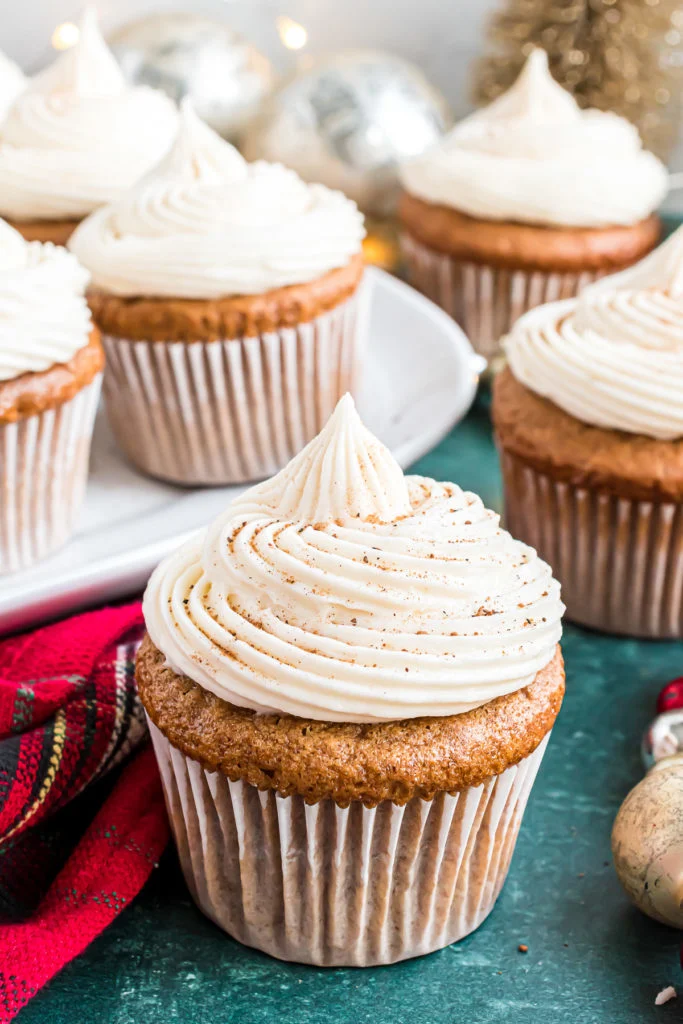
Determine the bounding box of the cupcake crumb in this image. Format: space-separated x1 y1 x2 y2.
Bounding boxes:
655 986 676 1006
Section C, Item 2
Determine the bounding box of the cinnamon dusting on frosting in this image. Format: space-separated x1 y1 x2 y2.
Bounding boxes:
506 227 683 439
143 396 563 723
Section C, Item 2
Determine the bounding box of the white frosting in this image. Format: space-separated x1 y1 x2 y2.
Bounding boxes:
0 50 26 123
0 8 177 221
69 102 365 299
143 395 563 723
505 227 683 440
400 49 668 228
0 218 92 381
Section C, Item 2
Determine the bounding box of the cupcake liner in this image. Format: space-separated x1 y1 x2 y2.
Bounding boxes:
100 288 368 486
148 718 549 966
499 448 683 638
401 233 603 363
0 375 102 575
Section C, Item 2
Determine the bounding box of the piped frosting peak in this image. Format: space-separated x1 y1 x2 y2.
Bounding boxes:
400 48 668 228
581 224 683 306
154 100 248 187
235 395 412 525
474 49 578 138
68 104 365 298
31 7 126 99
143 399 563 723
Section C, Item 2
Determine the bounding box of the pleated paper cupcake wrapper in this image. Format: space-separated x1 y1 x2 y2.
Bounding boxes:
500 447 683 638
401 233 604 364
0 374 102 575
148 718 549 966
101 289 368 487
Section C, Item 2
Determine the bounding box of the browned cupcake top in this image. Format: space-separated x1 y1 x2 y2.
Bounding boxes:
493 368 683 502
86 253 365 343
137 633 564 807
0 329 104 424
399 192 661 274
6 217 82 247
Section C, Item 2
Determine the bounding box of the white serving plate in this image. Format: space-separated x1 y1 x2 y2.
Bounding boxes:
1 268 484 635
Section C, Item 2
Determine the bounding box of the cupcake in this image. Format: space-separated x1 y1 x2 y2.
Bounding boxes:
0 9 177 246
493 227 683 638
137 394 565 966
69 102 367 486
0 219 103 574
399 49 667 364
0 49 25 122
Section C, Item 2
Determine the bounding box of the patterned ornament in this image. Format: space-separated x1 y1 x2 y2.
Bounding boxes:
243 51 451 216
613 674 683 928
612 754 683 929
108 13 274 143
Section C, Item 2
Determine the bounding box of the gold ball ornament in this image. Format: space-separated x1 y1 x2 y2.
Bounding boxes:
243 51 451 217
108 13 274 143
362 217 402 273
612 754 683 928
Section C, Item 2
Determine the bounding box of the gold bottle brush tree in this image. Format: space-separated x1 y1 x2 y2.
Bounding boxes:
473 0 683 160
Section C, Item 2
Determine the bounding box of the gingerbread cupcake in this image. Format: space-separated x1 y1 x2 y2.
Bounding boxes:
399 49 667 363
493 227 683 638
0 9 176 246
70 102 366 486
137 395 565 965
0 219 103 573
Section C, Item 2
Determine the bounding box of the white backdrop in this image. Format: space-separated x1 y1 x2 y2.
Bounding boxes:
1 0 506 118
1 0 681 199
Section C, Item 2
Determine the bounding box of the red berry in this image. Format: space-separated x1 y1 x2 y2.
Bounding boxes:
657 678 683 715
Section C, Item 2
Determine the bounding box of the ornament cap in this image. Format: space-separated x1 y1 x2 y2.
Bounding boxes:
658 674 683 714
643 707 683 770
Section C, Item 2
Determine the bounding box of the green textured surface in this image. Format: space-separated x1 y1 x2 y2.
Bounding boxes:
20 395 683 1024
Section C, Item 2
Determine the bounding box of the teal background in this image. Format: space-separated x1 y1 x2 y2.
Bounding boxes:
19 393 683 1023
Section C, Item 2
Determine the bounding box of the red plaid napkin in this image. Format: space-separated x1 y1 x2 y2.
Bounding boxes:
0 603 169 1022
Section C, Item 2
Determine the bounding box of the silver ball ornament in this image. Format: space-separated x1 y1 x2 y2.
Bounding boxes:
243 50 451 216
108 13 274 142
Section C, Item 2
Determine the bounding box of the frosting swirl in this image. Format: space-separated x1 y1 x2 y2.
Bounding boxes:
505 227 683 439
0 49 25 123
0 218 92 381
143 395 563 723
0 8 177 221
69 101 365 298
400 49 668 228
